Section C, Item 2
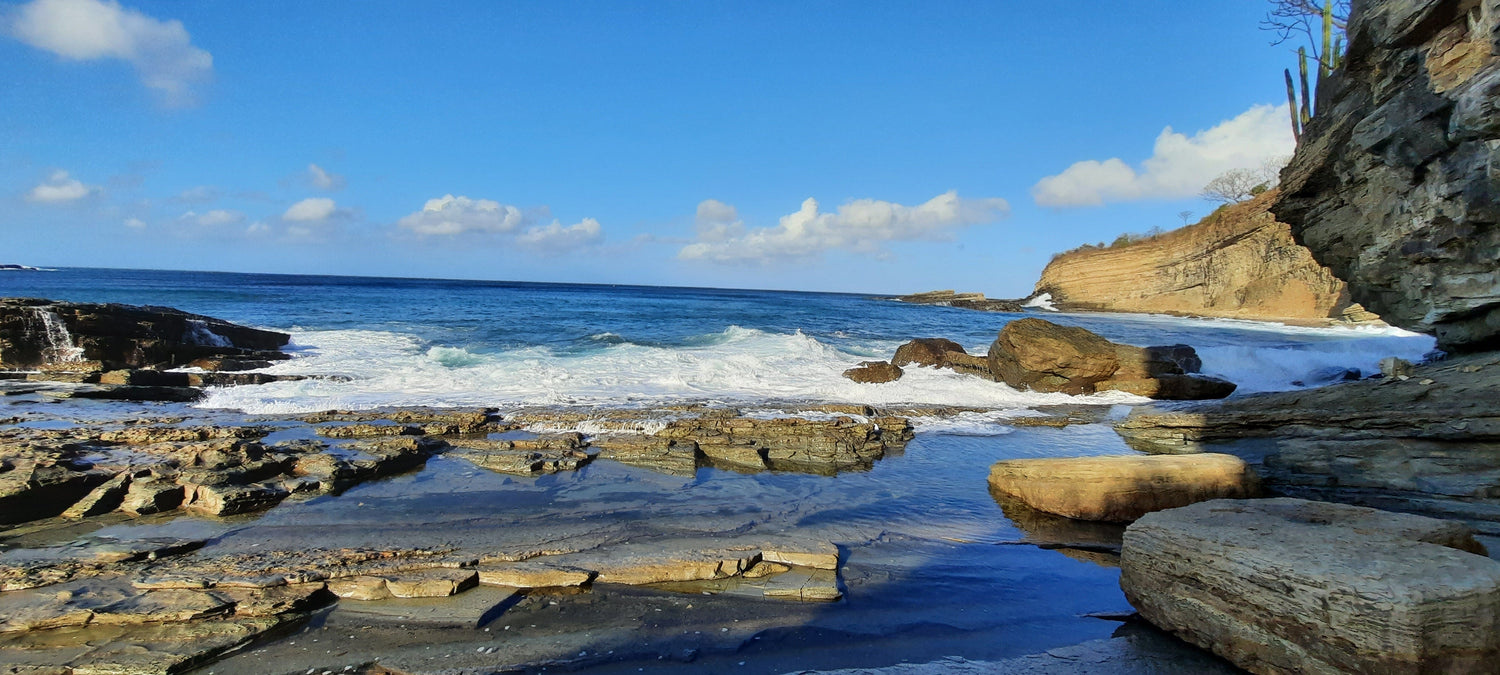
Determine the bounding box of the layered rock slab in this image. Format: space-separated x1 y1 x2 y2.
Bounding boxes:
987 454 1260 522
1114 352 1500 534
1120 498 1500 674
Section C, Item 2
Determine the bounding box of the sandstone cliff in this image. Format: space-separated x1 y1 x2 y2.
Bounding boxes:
1034 191 1370 324
1273 0 1500 351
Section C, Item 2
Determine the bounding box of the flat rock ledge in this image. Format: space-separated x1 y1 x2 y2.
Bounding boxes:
0 538 843 674
988 454 1260 522
1121 498 1500 674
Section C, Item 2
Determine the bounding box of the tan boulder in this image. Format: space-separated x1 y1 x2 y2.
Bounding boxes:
842 360 903 384
987 454 1260 522
1121 498 1500 674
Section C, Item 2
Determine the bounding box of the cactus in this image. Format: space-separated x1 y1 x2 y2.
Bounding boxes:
1330 35 1343 70
1320 2 1334 81
1285 69 1301 143
1298 47 1312 125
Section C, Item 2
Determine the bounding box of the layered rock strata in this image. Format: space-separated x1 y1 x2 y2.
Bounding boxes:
1272 0 1500 351
1121 498 1500 674
1037 192 1370 324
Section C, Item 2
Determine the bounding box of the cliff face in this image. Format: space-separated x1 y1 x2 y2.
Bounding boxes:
1273 0 1499 351
1035 191 1366 324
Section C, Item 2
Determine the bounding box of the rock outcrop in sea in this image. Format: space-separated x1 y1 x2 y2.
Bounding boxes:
1034 192 1376 324
0 298 290 371
1272 0 1500 351
863 319 1236 400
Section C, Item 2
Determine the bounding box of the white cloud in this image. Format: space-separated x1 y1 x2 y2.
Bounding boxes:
694 199 744 243
307 163 345 191
396 194 526 236
245 221 270 236
395 194 602 254
1031 103 1296 207
123 216 145 229
515 218 603 252
282 197 337 222
8 0 213 105
25 169 97 203
180 209 244 227
678 190 1009 264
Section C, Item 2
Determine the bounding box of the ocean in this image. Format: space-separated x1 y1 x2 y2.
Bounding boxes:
0 266 1434 417
0 267 1437 672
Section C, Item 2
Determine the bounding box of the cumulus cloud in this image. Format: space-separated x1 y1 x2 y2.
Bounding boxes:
306 163 345 191
694 199 744 243
180 209 244 227
8 0 213 105
396 195 525 236
123 217 145 229
677 191 1009 264
515 218 603 252
1031 103 1296 207
25 170 97 203
282 197 338 222
396 194 602 254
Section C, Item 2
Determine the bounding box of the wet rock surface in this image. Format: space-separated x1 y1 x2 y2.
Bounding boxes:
0 298 290 371
1121 498 1500 674
987 454 1261 523
1114 352 1500 534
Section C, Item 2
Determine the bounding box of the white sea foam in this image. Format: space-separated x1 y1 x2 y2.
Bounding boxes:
1022 293 1058 311
194 319 1436 414
196 326 1146 414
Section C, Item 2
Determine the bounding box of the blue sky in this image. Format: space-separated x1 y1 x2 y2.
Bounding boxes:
1 0 1297 296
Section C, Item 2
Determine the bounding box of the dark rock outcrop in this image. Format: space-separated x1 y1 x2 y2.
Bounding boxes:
893 290 1024 313
1037 192 1374 325
0 298 290 370
986 318 1235 399
1272 0 1500 351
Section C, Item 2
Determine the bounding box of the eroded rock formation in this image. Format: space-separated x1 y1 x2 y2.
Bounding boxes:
1273 0 1500 351
0 298 291 370
1035 192 1371 324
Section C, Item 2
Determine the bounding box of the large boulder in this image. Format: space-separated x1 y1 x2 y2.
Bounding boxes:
986 318 1235 399
1272 0 1500 352
987 454 1260 522
1121 498 1500 674
0 298 290 370
891 338 966 368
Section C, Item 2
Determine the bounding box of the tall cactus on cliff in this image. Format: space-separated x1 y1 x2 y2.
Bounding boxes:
1272 1 1347 143
1285 69 1301 143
